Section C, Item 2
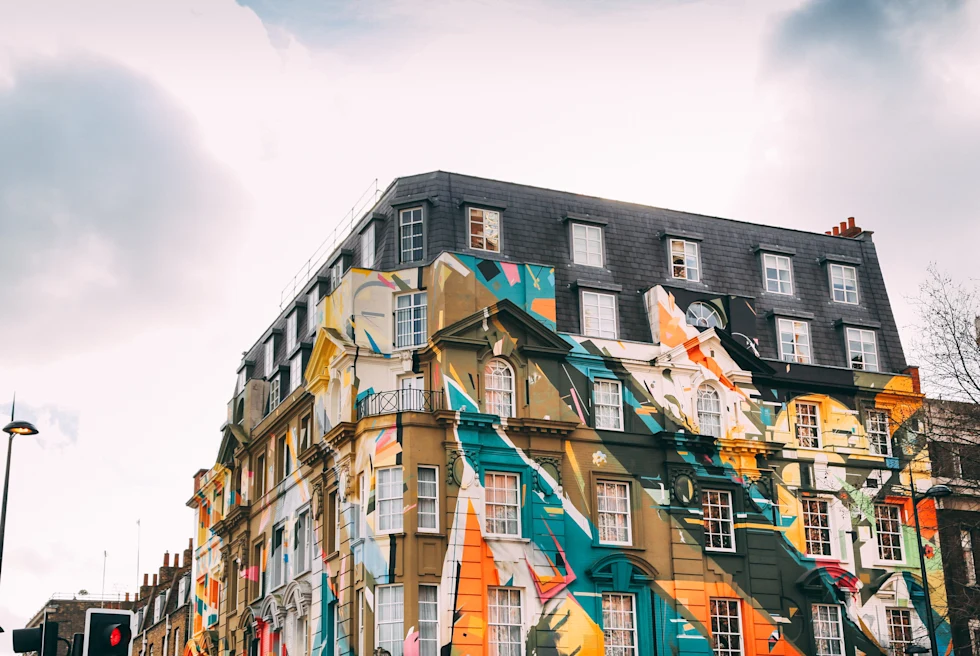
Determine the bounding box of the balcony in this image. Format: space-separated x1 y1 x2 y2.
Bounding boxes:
356 389 445 419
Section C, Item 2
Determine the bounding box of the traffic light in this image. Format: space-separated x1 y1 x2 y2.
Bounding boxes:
82 609 132 656
12 620 59 656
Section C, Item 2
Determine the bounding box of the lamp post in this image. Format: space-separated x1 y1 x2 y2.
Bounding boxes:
909 482 952 655
0 418 39 587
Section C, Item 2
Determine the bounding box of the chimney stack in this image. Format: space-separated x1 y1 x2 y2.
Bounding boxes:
826 217 863 238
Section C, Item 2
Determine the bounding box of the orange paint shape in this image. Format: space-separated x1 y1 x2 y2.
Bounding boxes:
531 297 556 323
451 499 499 656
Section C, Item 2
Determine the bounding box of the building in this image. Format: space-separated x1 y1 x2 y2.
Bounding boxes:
131 545 193 656
194 171 951 656
927 398 980 655
25 594 135 648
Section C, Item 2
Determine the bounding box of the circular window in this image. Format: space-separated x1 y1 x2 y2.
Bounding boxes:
686 302 725 329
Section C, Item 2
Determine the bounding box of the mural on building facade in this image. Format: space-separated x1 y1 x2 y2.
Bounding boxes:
204 251 948 656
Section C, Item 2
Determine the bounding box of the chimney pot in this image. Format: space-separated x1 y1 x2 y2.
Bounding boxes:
833 226 840 236
848 217 855 229
164 552 170 567
143 573 149 586
825 231 832 235
126 593 130 602
174 553 180 569
839 221 847 232
153 574 158 587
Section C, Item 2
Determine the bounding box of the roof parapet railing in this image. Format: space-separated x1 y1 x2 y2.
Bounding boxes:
279 178 381 309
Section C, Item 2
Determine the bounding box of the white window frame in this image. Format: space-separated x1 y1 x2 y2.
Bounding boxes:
269 377 281 412
829 263 859 304
264 338 275 376
866 409 891 456
963 529 976 586
670 239 701 282
795 401 822 449
398 375 425 411
333 602 341 656
812 604 845 656
484 359 515 418
602 592 638 656
777 318 812 364
885 608 912 654
802 498 833 557
334 491 342 552
594 379 623 431
696 384 722 438
399 207 424 263
290 353 302 393
356 589 365 656
358 473 367 540
703 489 735 552
686 302 724 329
286 313 297 353
581 290 617 339
178 576 188 605
272 521 286 589
418 584 439 656
875 504 905 563
709 598 743 656
154 591 166 624
485 471 521 537
376 467 404 534
763 253 794 295
237 369 246 394
487 587 523 656
468 207 501 253
360 226 375 269
375 585 404 656
846 327 879 372
970 618 980 656
597 481 632 546
307 289 318 333
395 292 427 349
294 507 311 574
330 261 342 292
572 223 603 267
417 465 439 533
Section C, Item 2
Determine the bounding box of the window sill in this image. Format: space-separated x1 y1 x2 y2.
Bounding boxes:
377 531 406 538
705 548 739 555
595 542 644 551
485 535 530 543
416 530 444 538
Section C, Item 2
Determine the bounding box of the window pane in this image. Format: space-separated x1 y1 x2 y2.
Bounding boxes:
485 360 515 418
602 593 637 656
597 481 631 545
795 402 821 448
419 585 439 656
485 473 520 536
710 599 742 656
697 385 722 438
594 380 622 430
418 466 438 531
376 586 404 656
488 588 522 656
802 499 832 556
703 490 734 550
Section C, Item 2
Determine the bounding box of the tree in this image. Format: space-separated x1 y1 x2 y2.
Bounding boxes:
911 265 980 655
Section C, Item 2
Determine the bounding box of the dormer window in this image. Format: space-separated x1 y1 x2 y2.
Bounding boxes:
829 263 859 304
468 208 501 253
399 207 424 263
264 337 276 377
670 239 700 282
846 328 879 371
290 352 303 392
307 288 318 333
286 313 297 353
330 261 342 292
572 223 603 267
763 253 793 295
270 376 281 411
361 225 376 268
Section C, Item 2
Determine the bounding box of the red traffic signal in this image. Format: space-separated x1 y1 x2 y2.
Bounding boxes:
83 609 133 656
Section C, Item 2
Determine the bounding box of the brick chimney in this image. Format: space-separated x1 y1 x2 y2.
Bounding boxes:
140 573 151 600
825 216 863 238
173 552 180 569
184 538 193 569
159 550 176 587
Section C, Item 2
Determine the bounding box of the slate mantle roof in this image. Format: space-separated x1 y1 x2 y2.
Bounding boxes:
240 170 907 391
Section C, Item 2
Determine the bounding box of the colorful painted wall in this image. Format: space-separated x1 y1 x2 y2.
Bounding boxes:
303 252 948 656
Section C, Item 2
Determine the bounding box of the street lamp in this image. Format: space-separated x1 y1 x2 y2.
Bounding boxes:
0 418 39 587
909 482 952 655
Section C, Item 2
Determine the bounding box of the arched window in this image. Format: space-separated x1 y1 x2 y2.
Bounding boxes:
484 359 515 418
686 302 724 329
697 384 722 438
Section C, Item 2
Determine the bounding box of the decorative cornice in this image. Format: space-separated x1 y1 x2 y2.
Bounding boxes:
212 503 251 538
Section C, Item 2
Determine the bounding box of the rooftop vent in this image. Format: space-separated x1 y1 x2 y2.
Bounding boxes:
825 217 863 238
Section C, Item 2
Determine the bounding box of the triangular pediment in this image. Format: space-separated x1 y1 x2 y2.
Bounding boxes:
305 327 348 390
216 422 247 465
429 299 571 356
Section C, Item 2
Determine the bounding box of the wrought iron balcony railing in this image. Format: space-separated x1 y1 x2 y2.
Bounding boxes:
356 389 444 419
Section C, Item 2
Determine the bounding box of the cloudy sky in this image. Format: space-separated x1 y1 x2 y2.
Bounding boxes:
0 0 978 646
